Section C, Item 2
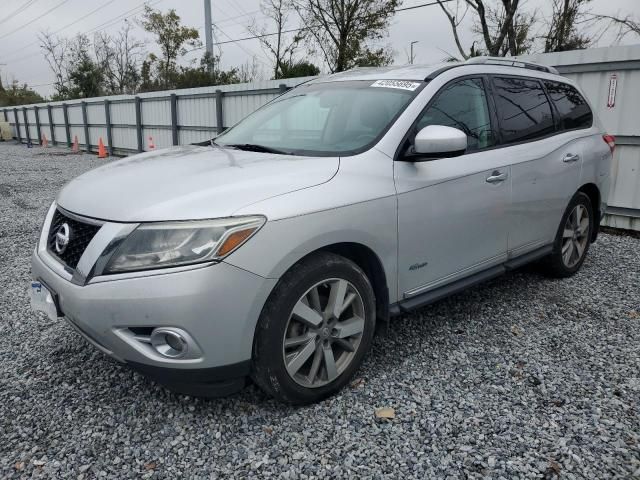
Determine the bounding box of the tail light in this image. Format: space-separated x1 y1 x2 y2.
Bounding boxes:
603 134 616 154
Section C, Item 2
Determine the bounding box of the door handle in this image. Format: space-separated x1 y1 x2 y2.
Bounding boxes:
563 153 580 163
486 171 507 183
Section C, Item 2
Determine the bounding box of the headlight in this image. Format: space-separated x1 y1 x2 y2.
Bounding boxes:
103 216 265 274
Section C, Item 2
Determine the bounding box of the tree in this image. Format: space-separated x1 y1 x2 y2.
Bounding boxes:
436 0 523 59
237 57 263 83
67 34 104 98
141 6 200 88
39 31 72 99
249 0 305 79
0 79 44 106
94 23 145 94
543 0 593 52
173 53 243 89
295 0 400 73
68 55 104 98
591 13 639 43
279 60 320 78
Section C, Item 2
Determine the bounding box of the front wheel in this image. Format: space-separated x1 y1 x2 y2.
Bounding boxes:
542 192 594 278
251 252 376 404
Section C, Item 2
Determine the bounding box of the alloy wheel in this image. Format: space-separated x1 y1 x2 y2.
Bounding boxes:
561 204 590 268
282 278 366 388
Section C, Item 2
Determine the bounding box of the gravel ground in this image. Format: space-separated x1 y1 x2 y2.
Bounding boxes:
1 141 639 479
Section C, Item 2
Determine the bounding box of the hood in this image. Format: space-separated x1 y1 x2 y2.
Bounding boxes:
57 145 339 222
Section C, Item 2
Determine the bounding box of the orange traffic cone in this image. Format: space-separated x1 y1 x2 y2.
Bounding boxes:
148 136 155 150
72 135 79 153
41 133 48 148
98 137 108 158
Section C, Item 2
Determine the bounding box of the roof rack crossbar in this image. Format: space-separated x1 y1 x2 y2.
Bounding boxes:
465 56 559 75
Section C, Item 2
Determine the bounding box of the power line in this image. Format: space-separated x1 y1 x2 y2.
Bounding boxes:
187 0 453 51
82 0 164 36
0 0 70 41
214 24 271 67
0 0 118 60
0 0 163 65
210 2 270 64
0 0 39 27
215 9 262 26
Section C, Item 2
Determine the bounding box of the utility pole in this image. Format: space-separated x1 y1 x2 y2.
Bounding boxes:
204 0 214 73
410 41 419 65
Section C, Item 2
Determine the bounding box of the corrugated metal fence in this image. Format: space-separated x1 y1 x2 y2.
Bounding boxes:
0 77 315 155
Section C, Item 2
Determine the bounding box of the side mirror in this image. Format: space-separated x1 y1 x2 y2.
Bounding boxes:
408 125 467 160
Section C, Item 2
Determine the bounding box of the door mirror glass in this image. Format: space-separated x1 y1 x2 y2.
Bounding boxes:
412 125 467 159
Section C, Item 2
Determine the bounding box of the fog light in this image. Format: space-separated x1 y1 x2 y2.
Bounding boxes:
150 328 188 358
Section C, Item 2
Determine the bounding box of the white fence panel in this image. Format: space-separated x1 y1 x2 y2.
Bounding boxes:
142 99 171 125
112 126 138 150
178 96 216 128
179 129 213 145
87 103 105 125
67 105 83 125
53 126 66 144
142 127 172 150
88 126 109 146
69 125 85 145
51 106 65 124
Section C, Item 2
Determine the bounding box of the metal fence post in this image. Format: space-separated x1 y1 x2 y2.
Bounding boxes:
104 99 113 156
62 103 71 147
47 105 56 145
3 110 8 122
13 108 21 142
279 83 288 94
34 106 42 145
81 101 90 152
134 97 143 152
22 108 31 145
170 93 179 145
215 89 224 134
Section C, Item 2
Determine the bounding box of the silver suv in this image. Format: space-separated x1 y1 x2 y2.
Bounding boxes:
30 58 613 404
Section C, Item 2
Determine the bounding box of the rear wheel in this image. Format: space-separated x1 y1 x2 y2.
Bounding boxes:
542 192 593 277
251 252 376 404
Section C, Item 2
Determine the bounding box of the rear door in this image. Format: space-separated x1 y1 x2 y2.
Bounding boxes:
490 76 584 256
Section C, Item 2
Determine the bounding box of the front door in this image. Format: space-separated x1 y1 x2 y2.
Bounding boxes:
395 77 510 299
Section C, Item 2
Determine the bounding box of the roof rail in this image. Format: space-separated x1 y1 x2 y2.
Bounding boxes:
465 56 559 75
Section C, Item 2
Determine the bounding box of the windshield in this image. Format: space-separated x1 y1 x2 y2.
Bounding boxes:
216 80 424 156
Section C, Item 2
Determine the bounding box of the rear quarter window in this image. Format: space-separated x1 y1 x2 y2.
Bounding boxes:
544 81 593 131
492 76 555 144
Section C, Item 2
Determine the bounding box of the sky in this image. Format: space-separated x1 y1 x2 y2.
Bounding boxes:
0 0 639 97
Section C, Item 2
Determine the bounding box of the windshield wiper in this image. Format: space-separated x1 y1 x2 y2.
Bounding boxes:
226 143 291 155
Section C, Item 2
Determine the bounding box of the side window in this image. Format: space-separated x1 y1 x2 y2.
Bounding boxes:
544 81 593 130
415 78 496 151
492 77 555 144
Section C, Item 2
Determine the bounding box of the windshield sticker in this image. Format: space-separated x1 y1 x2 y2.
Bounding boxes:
371 80 421 91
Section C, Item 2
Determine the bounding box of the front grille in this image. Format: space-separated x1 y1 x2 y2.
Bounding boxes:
47 209 101 269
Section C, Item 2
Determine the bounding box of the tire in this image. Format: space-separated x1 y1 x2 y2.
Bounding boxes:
251 252 376 405
542 191 594 278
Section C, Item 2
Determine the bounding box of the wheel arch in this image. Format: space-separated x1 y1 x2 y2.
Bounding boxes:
319 242 390 324
255 241 391 331
577 183 601 242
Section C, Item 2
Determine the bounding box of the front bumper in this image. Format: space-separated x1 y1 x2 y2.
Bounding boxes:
31 248 277 396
